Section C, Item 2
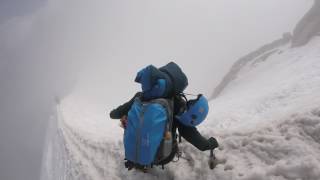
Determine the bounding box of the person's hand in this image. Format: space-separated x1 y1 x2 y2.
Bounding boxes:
208 137 219 150
120 115 128 129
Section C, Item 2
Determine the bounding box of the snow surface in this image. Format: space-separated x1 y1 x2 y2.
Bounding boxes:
42 37 320 180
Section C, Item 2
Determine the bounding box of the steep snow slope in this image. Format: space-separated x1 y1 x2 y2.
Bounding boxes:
208 37 320 132
204 37 320 180
42 37 320 180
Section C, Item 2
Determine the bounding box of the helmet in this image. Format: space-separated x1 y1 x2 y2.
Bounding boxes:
177 94 209 127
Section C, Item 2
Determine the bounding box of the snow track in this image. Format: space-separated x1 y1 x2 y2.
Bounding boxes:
214 108 320 180
57 104 124 180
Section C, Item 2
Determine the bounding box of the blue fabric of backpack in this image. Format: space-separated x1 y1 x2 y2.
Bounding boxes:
124 98 169 165
135 65 172 100
134 62 188 100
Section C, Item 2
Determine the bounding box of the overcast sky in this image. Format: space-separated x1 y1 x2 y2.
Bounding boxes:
0 0 313 180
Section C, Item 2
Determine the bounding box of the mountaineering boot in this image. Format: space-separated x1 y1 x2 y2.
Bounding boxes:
124 160 134 171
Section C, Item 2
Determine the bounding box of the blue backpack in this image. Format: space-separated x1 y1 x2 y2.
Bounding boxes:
124 97 174 166
125 62 187 168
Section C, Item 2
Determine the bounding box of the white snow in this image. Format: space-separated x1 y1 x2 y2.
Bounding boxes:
42 37 320 180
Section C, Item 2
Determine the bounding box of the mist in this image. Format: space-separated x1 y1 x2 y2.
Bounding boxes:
0 0 312 180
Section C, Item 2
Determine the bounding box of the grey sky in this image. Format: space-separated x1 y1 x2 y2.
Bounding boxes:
0 0 46 23
0 0 313 180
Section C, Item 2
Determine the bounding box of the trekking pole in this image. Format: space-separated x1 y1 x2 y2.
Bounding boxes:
208 149 217 169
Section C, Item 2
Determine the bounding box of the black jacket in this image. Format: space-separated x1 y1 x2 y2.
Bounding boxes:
109 92 217 152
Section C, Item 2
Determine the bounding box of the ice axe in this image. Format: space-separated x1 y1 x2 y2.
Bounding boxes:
208 149 217 169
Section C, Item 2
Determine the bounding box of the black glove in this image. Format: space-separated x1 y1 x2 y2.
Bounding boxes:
208 137 219 150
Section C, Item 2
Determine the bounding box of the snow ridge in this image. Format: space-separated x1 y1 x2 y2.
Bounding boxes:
42 37 320 180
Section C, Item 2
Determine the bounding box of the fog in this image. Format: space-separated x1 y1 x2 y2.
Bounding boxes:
0 0 312 180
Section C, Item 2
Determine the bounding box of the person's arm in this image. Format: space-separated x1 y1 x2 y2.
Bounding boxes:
109 92 142 119
177 121 218 151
